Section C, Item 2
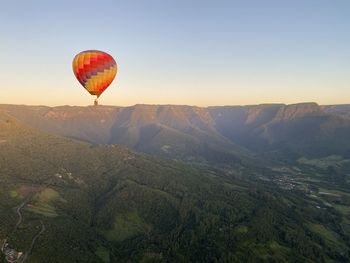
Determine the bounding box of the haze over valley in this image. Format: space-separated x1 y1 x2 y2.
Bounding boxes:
0 103 350 262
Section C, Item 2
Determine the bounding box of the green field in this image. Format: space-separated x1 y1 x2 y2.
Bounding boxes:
308 223 340 245
334 204 350 215
95 246 110 263
26 188 66 217
298 155 350 169
103 211 150 242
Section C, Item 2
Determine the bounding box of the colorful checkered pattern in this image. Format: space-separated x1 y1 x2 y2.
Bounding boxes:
72 50 117 97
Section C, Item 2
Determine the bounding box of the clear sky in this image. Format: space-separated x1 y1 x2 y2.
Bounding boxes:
0 0 349 106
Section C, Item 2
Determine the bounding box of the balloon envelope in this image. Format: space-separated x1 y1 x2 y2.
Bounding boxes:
72 50 117 98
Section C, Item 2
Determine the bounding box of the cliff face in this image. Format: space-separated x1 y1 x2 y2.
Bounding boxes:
274 103 324 120
1 102 350 161
322 105 350 120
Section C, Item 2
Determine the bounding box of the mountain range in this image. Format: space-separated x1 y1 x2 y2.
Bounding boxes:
0 103 350 262
1 103 350 164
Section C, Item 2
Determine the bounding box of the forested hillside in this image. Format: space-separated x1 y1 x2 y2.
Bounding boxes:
0 110 349 262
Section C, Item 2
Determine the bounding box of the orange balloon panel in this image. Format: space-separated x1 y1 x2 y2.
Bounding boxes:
72 50 117 97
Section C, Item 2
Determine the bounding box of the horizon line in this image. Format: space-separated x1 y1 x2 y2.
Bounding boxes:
0 101 349 108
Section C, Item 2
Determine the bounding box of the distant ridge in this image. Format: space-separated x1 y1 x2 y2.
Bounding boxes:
1 102 350 162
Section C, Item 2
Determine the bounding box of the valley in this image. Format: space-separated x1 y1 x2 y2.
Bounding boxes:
0 104 349 262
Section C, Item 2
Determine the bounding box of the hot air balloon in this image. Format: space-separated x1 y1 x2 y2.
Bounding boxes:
72 50 117 105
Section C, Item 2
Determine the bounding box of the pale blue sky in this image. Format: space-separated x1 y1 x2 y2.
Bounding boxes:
0 0 349 106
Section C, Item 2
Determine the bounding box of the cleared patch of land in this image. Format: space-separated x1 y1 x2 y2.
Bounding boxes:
298 155 350 169
95 246 110 263
26 188 66 217
103 211 150 242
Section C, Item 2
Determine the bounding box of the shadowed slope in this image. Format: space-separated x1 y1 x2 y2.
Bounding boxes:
1 103 350 162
